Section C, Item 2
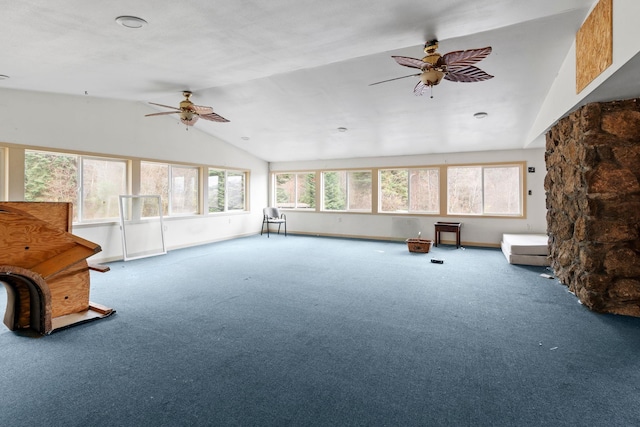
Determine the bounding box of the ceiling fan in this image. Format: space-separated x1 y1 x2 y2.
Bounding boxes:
370 40 494 97
145 91 229 126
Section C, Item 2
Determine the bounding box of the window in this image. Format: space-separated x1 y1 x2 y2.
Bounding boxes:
81 157 127 220
171 166 199 215
447 165 522 216
24 150 126 222
322 170 371 212
226 171 245 211
141 162 199 216
208 169 225 213
140 162 169 215
274 172 315 209
274 162 523 218
25 150 78 212
379 168 439 213
208 168 247 213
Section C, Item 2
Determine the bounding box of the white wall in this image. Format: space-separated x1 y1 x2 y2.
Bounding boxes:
271 148 547 246
0 88 269 262
527 0 640 144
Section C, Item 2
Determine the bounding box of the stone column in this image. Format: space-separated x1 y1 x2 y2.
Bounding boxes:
545 98 640 316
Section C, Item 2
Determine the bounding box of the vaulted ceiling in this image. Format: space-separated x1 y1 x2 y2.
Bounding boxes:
2 1 637 162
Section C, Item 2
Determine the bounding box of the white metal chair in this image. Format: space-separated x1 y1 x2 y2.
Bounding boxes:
261 207 287 237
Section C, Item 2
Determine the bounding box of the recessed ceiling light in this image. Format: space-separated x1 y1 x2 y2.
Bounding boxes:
241 136 250 141
0 74 9 80
115 16 148 29
337 127 348 132
473 112 488 119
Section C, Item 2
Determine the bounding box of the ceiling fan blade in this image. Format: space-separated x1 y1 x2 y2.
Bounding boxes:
192 105 214 115
391 56 426 70
200 112 230 123
148 102 180 110
413 81 428 96
442 46 492 68
145 111 180 117
444 66 494 83
369 73 421 86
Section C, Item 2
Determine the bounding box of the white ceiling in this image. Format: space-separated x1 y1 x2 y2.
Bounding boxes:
2 0 634 163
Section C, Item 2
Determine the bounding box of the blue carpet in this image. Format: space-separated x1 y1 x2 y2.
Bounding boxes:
1 235 639 426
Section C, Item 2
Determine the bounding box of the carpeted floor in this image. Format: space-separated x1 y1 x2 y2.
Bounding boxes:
1 235 639 426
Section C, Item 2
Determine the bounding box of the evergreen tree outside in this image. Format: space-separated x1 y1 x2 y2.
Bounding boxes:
348 171 371 210
322 171 346 210
227 172 245 210
298 172 316 209
276 173 294 207
274 172 315 209
380 169 408 212
208 169 226 213
25 150 79 220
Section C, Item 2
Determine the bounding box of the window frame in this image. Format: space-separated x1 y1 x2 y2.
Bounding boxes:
169 164 200 216
207 168 248 214
273 172 316 210
378 167 440 214
446 163 525 218
80 155 128 222
272 161 526 219
140 161 200 217
320 169 372 213
24 149 128 223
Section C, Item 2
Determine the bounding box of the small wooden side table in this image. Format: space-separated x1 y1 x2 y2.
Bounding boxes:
434 222 462 248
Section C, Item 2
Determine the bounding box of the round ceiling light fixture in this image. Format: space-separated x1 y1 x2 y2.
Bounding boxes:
115 16 148 29
337 127 348 132
0 74 10 80
473 112 488 119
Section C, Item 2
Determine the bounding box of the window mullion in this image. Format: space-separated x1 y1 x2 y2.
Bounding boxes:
224 170 229 212
168 165 173 215
294 174 299 209
480 166 485 215
406 169 412 213
345 173 350 210
77 156 84 221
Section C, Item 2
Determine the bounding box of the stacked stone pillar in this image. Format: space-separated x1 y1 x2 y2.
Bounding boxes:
545 98 640 316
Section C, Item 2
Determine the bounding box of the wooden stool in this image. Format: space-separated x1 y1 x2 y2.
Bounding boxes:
434 222 462 248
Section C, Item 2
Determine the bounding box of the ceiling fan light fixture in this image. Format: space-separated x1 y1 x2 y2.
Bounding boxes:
474 112 488 119
420 69 445 87
115 16 148 29
180 110 196 124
